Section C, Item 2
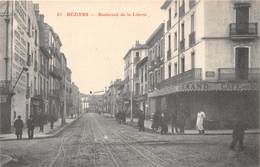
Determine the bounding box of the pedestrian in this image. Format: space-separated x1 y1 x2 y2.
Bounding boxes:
39 111 44 132
14 115 24 140
171 111 178 134
160 113 168 134
138 109 145 131
27 115 35 139
230 119 247 151
151 112 160 132
196 110 206 134
178 104 188 134
50 114 55 129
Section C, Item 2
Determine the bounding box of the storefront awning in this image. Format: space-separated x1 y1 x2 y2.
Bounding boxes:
148 81 260 98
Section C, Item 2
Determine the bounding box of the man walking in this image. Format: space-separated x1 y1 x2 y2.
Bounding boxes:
27 115 35 139
230 118 247 151
14 115 24 140
171 111 178 134
196 110 206 134
138 109 145 131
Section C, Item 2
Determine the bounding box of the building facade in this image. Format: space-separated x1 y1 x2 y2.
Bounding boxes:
148 0 260 129
146 23 165 118
123 41 148 118
0 1 40 133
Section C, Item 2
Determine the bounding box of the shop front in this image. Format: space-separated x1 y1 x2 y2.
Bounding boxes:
149 81 260 129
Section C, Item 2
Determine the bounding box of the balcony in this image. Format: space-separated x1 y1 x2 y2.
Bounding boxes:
167 49 171 60
158 68 202 89
218 68 260 81
230 23 257 40
189 32 196 47
189 0 196 9
180 39 185 51
167 19 171 31
179 4 185 18
49 65 62 80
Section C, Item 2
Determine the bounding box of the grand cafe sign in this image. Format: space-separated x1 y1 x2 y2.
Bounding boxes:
149 81 260 97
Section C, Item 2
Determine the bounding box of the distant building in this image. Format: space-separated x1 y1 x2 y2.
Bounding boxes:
149 0 260 128
123 41 148 118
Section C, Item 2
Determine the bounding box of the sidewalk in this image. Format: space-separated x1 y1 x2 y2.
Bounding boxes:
0 118 77 141
125 118 260 135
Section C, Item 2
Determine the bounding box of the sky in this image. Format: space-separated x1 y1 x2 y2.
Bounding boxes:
36 0 165 94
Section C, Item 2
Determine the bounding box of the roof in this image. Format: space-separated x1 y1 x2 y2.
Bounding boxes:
145 23 164 46
123 44 148 60
161 0 173 10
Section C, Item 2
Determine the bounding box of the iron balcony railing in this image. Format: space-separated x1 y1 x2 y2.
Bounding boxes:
230 23 257 38
158 68 202 89
189 32 196 47
218 68 260 81
180 39 185 51
167 19 171 31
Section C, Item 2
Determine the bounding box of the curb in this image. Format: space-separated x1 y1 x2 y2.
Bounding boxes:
125 121 260 136
0 117 80 142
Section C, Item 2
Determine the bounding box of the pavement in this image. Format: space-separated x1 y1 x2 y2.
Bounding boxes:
0 117 78 141
0 117 79 167
125 117 260 135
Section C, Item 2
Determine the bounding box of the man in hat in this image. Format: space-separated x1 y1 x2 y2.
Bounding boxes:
14 115 24 140
27 115 35 139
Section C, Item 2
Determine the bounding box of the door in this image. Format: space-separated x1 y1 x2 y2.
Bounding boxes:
236 6 249 34
235 47 249 80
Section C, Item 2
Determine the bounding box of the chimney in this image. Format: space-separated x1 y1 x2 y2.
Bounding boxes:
135 40 140 47
39 14 44 23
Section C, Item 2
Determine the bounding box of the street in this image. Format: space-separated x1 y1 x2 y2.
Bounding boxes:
0 113 259 167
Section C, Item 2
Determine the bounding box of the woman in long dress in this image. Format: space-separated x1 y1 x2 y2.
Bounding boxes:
196 111 206 134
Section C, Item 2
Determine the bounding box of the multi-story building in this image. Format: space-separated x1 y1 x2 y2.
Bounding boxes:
148 0 260 128
34 4 49 115
71 82 81 117
146 23 165 118
65 66 72 116
123 41 148 119
134 57 148 116
105 79 124 116
0 1 39 133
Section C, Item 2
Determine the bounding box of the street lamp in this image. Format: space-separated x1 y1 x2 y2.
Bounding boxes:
12 67 28 91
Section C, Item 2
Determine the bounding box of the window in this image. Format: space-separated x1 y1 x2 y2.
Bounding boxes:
191 52 195 68
136 52 139 57
35 29 38 45
181 57 185 73
174 32 177 51
235 3 250 33
191 13 195 32
168 64 172 78
181 23 185 40
174 63 178 75
174 1 177 17
168 34 171 50
27 17 31 36
168 7 171 21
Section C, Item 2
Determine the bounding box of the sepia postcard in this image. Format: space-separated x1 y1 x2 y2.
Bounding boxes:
0 0 259 166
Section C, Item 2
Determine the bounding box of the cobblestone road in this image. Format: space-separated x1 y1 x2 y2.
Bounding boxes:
0 113 259 167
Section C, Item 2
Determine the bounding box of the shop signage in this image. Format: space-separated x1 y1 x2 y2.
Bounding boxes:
149 81 260 97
